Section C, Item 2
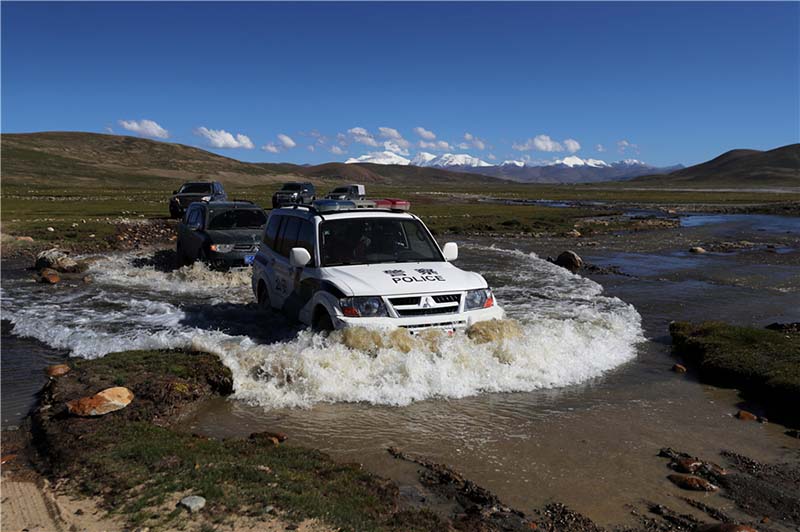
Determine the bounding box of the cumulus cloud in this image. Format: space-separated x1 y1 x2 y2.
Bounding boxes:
463 132 486 151
419 139 451 151
487 153 497 160
595 144 606 153
262 143 280 153
348 126 379 147
118 119 169 139
617 139 639 154
277 133 296 149
413 126 437 140
383 140 410 156
330 145 345 155
378 126 410 149
563 138 581 153
195 127 254 149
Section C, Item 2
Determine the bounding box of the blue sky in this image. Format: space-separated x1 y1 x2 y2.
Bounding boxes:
2 2 798 166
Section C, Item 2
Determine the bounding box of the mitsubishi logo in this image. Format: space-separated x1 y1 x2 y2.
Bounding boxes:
421 297 432 309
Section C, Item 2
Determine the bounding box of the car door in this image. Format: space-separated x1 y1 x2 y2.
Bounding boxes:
255 214 284 306
185 206 206 259
270 216 301 308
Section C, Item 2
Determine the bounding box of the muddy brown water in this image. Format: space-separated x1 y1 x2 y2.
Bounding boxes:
3 212 800 527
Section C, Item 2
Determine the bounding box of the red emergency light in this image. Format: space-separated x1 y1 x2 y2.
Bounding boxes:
375 198 411 211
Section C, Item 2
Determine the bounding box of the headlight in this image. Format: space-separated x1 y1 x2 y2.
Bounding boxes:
465 288 494 310
339 297 388 317
210 243 234 253
201 195 211 201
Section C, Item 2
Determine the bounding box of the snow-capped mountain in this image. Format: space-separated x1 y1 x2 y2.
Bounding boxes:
344 149 682 183
345 151 411 165
410 152 438 166
548 156 610 168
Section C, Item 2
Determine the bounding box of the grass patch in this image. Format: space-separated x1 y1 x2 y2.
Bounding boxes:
33 349 445 531
670 321 800 425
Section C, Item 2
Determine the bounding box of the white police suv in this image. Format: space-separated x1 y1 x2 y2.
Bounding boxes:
252 198 504 332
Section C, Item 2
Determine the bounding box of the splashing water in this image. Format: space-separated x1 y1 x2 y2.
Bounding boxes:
2 243 643 408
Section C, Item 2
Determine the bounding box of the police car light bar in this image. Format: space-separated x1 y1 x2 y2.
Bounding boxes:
374 198 411 211
312 199 357 213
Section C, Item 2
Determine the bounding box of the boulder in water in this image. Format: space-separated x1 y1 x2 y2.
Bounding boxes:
667 473 718 492
40 268 61 284
66 386 134 416
35 248 81 273
553 250 584 273
45 364 71 377
689 246 706 254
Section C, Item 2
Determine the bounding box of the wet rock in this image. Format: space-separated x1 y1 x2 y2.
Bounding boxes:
552 250 584 273
673 458 704 474
250 431 289 444
736 410 758 421
689 246 707 254
46 226 55 232
672 364 687 373
40 268 61 284
45 364 71 377
35 248 81 273
667 474 718 492
694 524 758 532
178 495 206 513
66 386 134 416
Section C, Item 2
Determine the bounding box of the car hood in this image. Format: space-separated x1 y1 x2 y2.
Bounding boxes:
321 261 487 297
173 193 210 205
205 229 263 243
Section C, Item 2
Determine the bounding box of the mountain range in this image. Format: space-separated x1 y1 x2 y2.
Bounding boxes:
1 132 797 188
346 151 683 183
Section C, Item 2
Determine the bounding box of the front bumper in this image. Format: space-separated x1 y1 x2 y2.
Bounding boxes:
208 250 256 267
332 305 506 332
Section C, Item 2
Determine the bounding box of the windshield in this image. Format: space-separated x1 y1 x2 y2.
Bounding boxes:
330 187 349 194
207 209 266 230
179 183 213 194
320 218 443 267
280 183 302 191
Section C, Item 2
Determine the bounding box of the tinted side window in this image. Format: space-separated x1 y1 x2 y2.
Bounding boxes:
186 207 199 226
296 220 315 263
277 217 301 257
263 215 283 249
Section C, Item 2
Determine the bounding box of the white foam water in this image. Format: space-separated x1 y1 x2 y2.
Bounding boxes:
2 244 643 408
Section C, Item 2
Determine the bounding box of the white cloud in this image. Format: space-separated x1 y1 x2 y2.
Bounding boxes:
330 145 345 155
457 142 470 150
307 145 315 152
347 126 379 147
195 126 254 149
512 134 581 153
419 139 451 151
463 132 486 151
277 133 296 149
487 153 497 160
413 126 436 140
262 143 280 153
617 139 639 154
118 119 169 139
383 140 410 156
563 138 581 153
595 144 606 152
378 127 402 139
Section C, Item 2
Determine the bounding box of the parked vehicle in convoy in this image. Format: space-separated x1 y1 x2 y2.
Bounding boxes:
324 184 366 200
170 181 227 218
177 200 267 268
251 199 504 332
272 182 316 209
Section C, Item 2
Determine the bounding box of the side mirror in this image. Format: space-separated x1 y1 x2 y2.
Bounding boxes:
442 242 458 261
172 190 178 195
289 247 312 267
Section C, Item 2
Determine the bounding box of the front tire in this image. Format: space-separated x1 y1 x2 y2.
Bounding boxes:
257 282 271 310
313 310 334 333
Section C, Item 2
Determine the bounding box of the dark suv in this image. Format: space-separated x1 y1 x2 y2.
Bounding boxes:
170 181 227 218
176 200 267 267
271 182 315 209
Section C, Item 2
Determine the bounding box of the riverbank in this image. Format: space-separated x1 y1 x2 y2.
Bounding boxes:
3 191 800 530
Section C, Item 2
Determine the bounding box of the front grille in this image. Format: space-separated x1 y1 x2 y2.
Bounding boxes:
433 294 461 304
396 307 458 317
402 320 466 330
233 243 255 251
389 296 420 306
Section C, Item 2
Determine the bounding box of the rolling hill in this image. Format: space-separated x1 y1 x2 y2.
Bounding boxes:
632 144 799 187
0 132 505 187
